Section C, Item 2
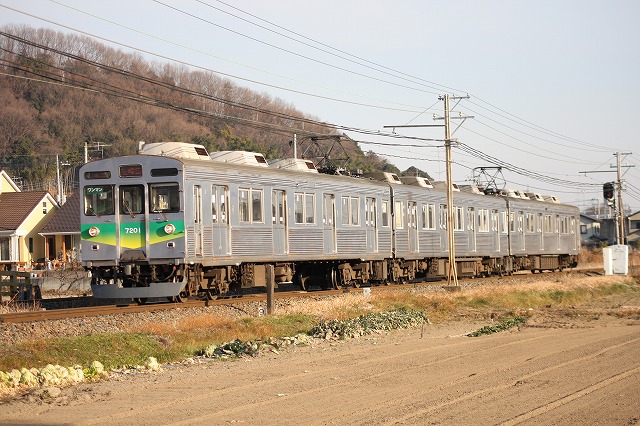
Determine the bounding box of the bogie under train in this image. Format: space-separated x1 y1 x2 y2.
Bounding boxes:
80 142 579 301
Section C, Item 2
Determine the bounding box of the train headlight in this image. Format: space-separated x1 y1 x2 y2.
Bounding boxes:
88 226 100 237
164 223 176 235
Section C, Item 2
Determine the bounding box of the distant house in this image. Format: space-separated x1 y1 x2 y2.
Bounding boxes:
0 171 59 269
579 214 606 247
627 210 640 247
39 192 81 265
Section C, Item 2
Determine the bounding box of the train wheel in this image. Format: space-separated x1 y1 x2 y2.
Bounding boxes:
205 290 215 301
169 291 187 303
296 271 309 291
134 298 148 305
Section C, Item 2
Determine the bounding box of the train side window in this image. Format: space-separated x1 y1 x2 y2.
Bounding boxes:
492 210 499 232
467 207 475 231
395 201 405 229
510 212 515 232
120 185 145 215
150 183 180 213
341 197 349 225
526 213 535 233
212 186 228 224
305 193 315 224
252 190 263 223
478 209 489 232
439 204 446 230
501 211 508 233
454 206 464 231
351 197 360 226
239 189 250 223
294 192 315 224
570 217 575 234
518 211 524 232
381 201 389 227
544 215 552 233
84 185 114 216
537 213 543 232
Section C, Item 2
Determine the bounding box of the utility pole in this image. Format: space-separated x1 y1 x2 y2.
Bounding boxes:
613 152 632 244
385 94 472 287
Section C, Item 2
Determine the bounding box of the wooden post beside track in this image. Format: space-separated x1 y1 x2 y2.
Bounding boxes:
266 264 275 315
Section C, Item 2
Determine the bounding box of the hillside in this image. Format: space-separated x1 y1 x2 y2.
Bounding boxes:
0 25 399 193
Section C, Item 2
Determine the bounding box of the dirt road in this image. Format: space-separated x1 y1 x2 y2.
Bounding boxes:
2 301 640 426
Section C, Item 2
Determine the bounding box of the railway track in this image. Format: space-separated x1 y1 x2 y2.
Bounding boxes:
0 268 605 324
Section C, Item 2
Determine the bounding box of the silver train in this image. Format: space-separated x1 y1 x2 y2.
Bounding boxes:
80 142 579 301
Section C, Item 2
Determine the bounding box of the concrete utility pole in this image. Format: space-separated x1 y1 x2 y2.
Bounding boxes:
384 95 472 287
613 152 632 244
435 94 472 286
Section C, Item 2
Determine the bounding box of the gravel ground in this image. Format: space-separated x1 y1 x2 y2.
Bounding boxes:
0 271 594 347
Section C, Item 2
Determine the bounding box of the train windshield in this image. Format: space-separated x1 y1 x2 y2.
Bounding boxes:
120 185 145 217
84 185 115 216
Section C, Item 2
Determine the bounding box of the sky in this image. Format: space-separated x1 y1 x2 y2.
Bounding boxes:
1 0 639 212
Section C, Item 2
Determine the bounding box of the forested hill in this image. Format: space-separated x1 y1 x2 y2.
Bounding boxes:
0 25 399 193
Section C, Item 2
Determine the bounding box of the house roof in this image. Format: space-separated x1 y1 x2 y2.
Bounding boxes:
0 169 21 193
40 192 81 234
0 191 52 231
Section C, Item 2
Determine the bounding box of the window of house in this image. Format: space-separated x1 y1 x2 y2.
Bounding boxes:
580 224 587 234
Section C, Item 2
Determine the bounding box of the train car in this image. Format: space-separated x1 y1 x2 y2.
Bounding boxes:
80 142 579 301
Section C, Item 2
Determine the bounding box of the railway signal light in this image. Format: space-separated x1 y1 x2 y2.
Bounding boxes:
603 182 615 205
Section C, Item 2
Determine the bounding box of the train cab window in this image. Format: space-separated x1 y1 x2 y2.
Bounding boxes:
84 185 114 216
381 200 390 227
120 185 145 216
150 183 180 213
570 217 576 234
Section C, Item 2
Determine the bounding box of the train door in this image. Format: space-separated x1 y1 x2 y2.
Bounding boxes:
439 204 448 252
118 184 147 257
212 185 230 256
407 201 418 253
192 185 203 257
148 182 183 260
272 190 288 255
492 209 500 252
467 207 476 252
323 194 336 255
518 211 525 252
365 197 378 253
538 213 543 250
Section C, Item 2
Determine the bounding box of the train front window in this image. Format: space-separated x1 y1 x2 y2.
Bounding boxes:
84 185 114 216
120 185 145 216
150 183 180 213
